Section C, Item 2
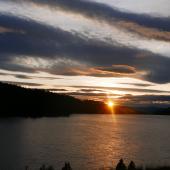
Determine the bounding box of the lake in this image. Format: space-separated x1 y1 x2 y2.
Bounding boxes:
0 114 170 170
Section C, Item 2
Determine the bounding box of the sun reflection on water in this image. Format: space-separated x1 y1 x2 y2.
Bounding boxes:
107 100 117 123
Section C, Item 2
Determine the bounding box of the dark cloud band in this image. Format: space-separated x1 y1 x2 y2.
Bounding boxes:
0 11 169 83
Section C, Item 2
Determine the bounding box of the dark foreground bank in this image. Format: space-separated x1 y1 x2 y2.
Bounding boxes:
22 159 170 170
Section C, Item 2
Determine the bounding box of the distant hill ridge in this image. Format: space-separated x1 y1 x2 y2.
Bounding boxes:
0 82 169 117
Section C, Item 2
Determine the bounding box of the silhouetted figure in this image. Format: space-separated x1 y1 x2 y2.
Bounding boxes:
62 162 72 170
40 164 46 170
47 166 55 170
128 161 136 170
116 159 127 170
25 166 29 170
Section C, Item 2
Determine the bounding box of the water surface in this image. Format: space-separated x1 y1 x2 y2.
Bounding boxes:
0 114 170 170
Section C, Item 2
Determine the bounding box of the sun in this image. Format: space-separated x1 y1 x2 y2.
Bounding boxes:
107 101 114 108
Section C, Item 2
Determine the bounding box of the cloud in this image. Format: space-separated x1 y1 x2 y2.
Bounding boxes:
2 81 42 87
118 94 170 106
7 0 170 42
0 26 17 33
0 72 33 79
0 14 169 83
119 83 152 87
97 65 136 74
64 92 108 97
0 71 61 80
71 86 169 94
9 0 170 30
123 94 170 101
14 74 32 79
61 91 120 101
116 21 170 42
79 89 105 93
47 88 68 92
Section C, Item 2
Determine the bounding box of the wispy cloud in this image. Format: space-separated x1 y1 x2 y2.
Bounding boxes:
2 81 42 87
7 0 170 42
70 86 170 94
117 94 170 106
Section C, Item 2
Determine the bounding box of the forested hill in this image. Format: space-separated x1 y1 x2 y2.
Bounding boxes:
0 82 109 117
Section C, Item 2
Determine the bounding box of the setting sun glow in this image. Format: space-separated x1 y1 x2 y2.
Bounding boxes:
107 100 116 122
107 101 114 108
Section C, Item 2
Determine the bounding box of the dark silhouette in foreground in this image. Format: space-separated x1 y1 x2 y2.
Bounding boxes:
128 161 136 170
116 159 127 170
116 159 137 170
62 162 72 170
115 159 170 170
39 164 54 170
23 159 170 170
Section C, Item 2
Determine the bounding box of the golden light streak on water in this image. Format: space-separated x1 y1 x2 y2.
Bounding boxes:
107 100 117 123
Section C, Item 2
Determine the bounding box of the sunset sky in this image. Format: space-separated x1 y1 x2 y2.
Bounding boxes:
0 0 170 106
